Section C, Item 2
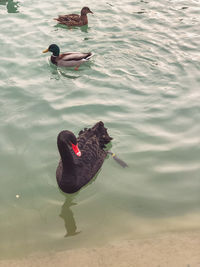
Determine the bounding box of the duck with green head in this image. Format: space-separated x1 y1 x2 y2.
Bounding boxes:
54 7 93 27
43 44 93 70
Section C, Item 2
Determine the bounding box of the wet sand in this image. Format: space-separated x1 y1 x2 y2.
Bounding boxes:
1 231 200 267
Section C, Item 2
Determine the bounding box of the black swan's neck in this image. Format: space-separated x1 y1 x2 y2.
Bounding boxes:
58 141 76 175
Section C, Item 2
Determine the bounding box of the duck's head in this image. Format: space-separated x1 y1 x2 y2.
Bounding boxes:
81 7 93 15
43 44 60 57
58 130 81 157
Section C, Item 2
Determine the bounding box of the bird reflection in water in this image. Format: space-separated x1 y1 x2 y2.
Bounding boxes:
0 0 20 13
80 25 89 33
49 66 80 80
54 24 89 33
60 196 81 237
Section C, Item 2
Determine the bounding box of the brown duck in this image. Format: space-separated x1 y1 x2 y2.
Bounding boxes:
54 7 93 27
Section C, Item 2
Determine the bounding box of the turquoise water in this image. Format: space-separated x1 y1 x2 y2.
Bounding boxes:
0 0 200 260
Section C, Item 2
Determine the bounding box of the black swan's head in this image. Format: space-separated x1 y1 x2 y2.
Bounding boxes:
81 7 93 15
57 130 81 157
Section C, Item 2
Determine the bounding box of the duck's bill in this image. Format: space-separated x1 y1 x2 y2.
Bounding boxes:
43 48 49 53
71 143 81 157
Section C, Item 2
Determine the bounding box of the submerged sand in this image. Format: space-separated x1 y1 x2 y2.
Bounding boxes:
1 231 200 267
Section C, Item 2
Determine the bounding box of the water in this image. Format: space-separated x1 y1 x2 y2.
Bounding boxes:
0 0 200 260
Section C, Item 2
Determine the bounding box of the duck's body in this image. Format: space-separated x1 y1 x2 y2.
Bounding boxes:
56 121 112 194
50 52 93 68
54 7 93 27
43 44 93 70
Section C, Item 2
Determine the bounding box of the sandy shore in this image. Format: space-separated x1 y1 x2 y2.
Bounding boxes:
1 231 200 267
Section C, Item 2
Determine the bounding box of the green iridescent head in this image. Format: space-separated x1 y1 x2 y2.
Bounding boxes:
43 44 60 56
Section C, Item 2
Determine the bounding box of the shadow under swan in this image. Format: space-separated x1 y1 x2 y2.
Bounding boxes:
59 196 81 237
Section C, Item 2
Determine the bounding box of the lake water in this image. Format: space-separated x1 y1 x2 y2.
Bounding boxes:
0 0 200 260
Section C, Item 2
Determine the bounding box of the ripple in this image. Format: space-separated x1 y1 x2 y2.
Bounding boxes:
0 0 200 259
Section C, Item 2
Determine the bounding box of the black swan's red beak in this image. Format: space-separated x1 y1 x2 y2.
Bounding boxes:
71 143 81 157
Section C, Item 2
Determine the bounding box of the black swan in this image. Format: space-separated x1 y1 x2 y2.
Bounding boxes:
56 121 112 194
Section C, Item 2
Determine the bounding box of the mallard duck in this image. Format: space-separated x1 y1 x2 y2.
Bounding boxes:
43 44 93 70
56 121 112 193
54 6 93 27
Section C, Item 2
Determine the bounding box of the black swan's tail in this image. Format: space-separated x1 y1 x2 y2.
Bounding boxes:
107 151 128 168
94 121 112 147
78 121 127 167
78 121 112 148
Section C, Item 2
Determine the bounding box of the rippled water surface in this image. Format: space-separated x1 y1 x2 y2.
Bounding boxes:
0 0 200 260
